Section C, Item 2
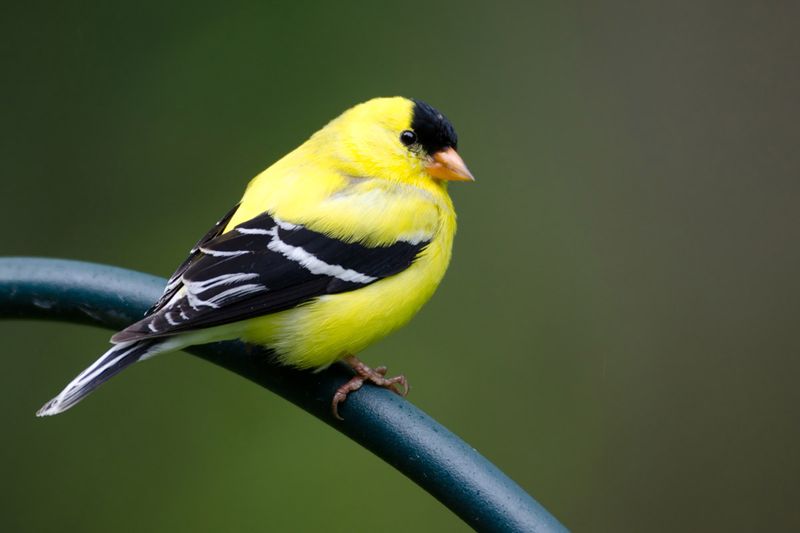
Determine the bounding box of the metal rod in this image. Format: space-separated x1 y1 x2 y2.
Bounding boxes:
0 257 568 532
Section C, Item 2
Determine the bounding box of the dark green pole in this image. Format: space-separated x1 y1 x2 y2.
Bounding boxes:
0 257 568 533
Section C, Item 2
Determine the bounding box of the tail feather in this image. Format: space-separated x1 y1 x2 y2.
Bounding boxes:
37 340 163 417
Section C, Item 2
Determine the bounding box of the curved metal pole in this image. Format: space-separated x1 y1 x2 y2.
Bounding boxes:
0 257 568 533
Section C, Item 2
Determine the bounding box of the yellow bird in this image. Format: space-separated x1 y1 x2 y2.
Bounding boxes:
37 96 474 419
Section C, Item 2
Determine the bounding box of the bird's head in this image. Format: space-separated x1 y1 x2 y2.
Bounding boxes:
316 97 475 187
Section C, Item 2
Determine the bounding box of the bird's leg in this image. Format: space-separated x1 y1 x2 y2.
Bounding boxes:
331 355 409 420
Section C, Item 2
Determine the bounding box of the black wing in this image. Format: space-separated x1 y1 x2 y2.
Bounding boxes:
112 210 429 342
145 203 241 314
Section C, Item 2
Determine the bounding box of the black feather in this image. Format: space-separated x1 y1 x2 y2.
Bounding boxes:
278 224 426 278
147 203 241 314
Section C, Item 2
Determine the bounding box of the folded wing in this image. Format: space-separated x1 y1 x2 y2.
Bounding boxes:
112 209 430 342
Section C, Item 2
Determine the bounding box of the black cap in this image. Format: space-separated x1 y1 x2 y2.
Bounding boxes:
411 99 458 154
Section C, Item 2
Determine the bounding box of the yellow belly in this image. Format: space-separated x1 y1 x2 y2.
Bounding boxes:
240 224 453 369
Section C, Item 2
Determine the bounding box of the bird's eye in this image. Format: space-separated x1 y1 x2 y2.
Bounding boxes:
400 130 417 147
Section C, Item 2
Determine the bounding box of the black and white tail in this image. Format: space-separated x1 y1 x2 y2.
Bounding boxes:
36 340 165 417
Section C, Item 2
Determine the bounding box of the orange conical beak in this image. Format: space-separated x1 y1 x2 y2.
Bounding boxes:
425 147 475 182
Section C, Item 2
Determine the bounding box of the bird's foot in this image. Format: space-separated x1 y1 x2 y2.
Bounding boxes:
332 355 409 420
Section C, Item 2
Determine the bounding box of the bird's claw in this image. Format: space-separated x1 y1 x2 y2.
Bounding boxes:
371 364 409 395
385 374 409 397
332 377 365 420
331 356 410 420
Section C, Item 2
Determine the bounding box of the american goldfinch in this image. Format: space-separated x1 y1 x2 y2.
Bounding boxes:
37 96 473 419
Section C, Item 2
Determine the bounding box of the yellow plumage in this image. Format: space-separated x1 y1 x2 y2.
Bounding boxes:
37 96 473 417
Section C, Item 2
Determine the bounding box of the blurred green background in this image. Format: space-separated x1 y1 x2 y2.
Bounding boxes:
2 2 798 531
